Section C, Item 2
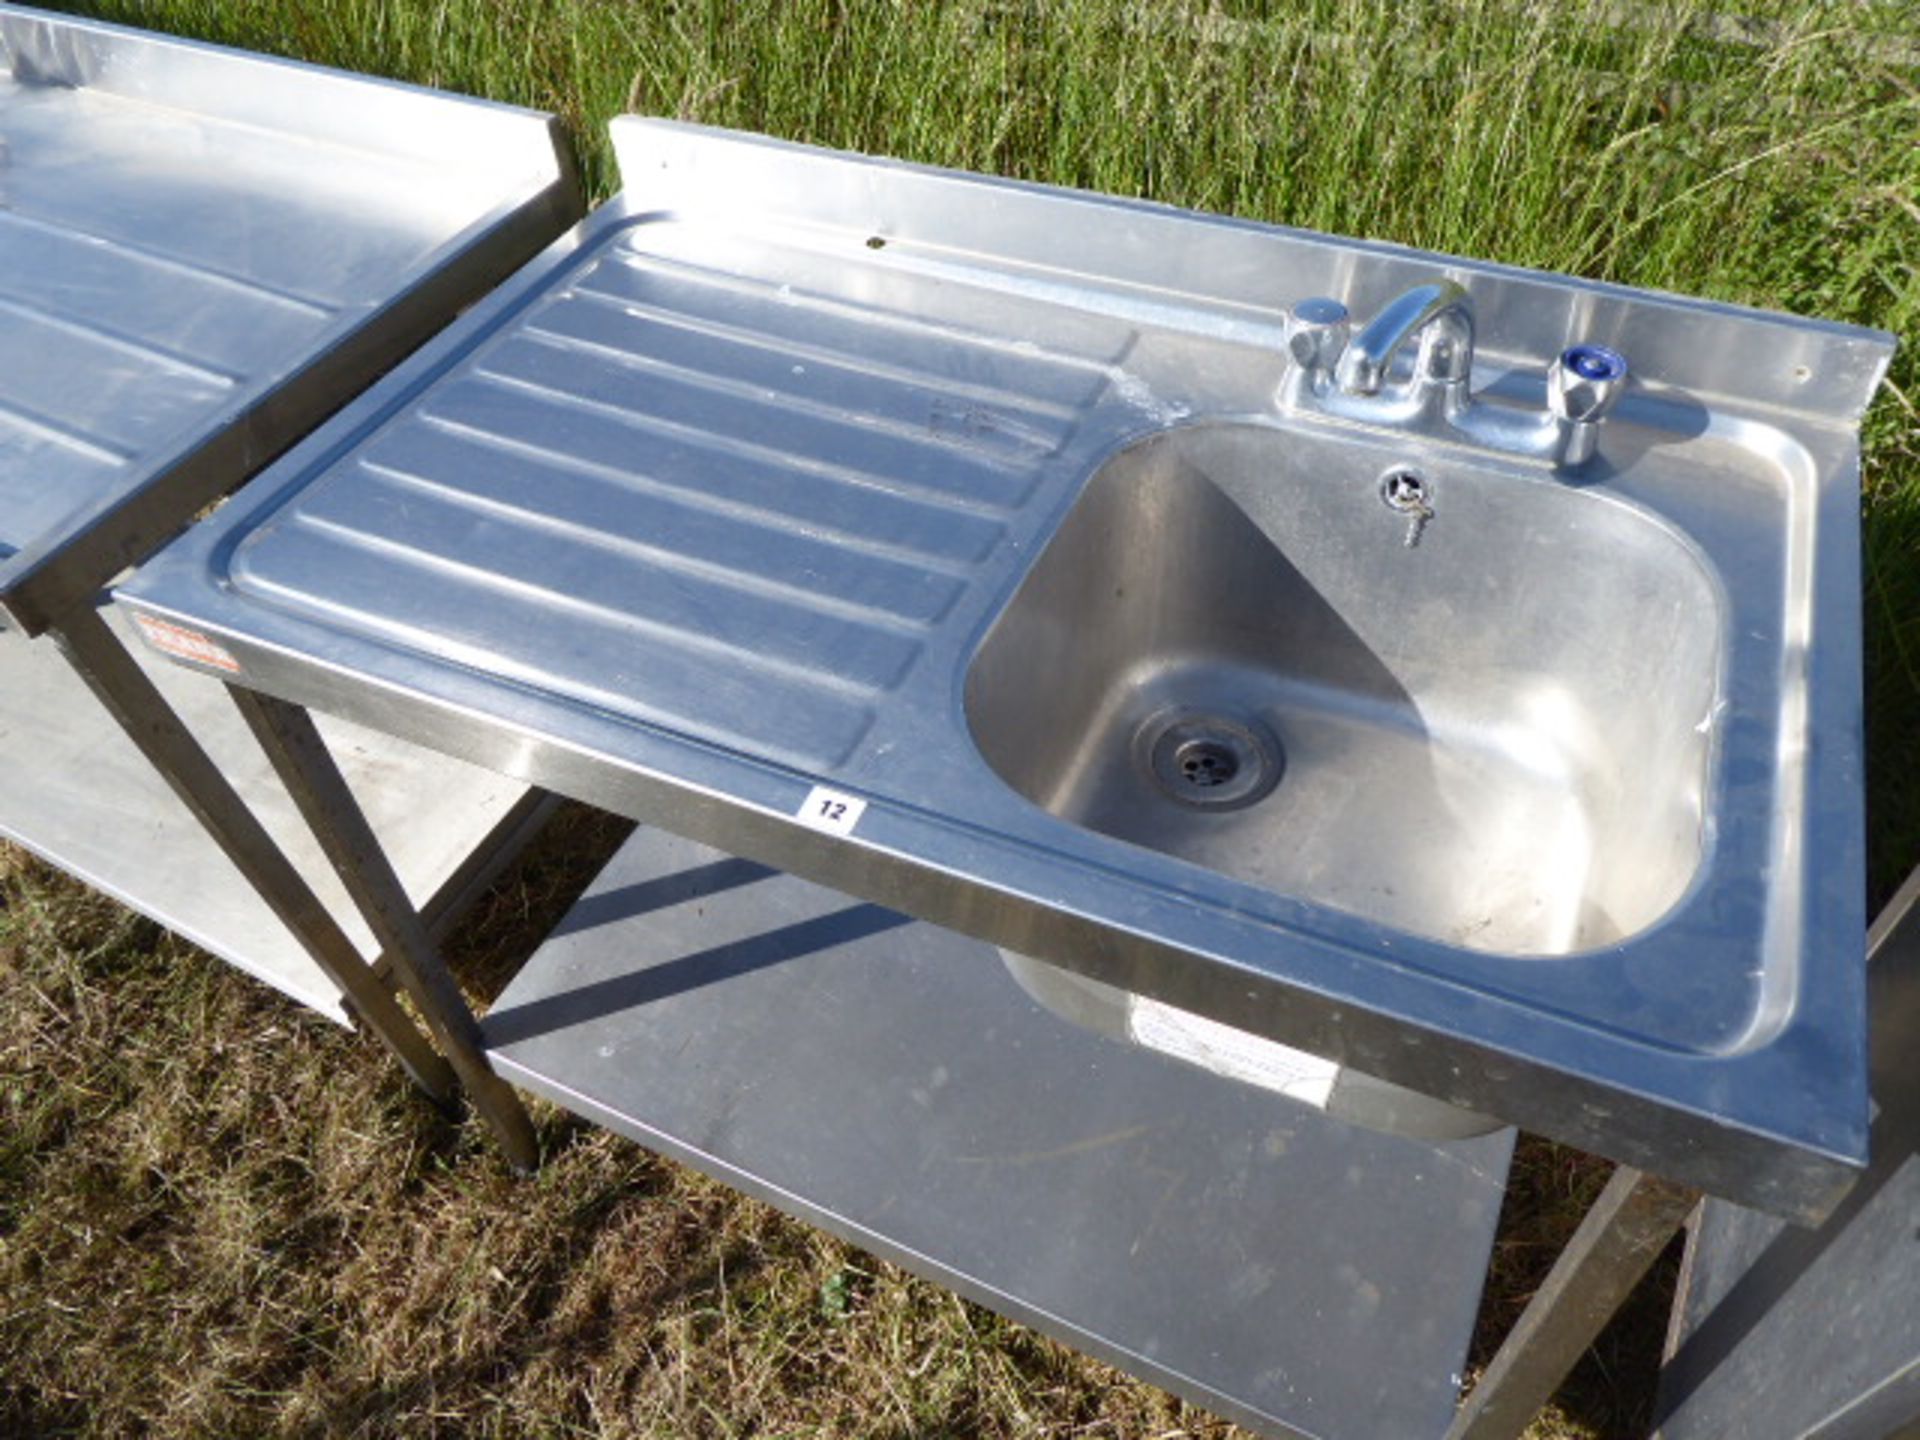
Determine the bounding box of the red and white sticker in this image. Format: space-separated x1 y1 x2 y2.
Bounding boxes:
132 613 241 674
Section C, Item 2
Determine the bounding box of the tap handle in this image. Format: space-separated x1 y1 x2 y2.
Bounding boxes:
1547 344 1629 424
1288 298 1350 379
1547 344 1629 466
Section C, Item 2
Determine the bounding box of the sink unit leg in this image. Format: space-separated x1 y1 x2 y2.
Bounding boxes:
48 606 458 1105
1447 1165 1700 1440
225 686 539 1172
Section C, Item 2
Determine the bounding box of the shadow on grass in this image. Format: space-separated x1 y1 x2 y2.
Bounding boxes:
0 1387 89 1440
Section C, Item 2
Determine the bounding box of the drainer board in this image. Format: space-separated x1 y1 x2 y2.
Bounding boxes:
485 826 1516 1440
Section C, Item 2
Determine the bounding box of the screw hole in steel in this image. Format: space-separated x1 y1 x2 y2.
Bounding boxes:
1380 467 1432 513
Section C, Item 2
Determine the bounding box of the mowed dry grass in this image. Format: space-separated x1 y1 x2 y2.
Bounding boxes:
3 807 1661 1439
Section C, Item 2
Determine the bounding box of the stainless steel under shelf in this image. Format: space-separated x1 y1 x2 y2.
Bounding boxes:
486 826 1516 1440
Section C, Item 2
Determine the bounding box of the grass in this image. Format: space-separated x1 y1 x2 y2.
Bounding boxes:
2 816 1266 1439
4 0 1919 1435
2 819 1660 1439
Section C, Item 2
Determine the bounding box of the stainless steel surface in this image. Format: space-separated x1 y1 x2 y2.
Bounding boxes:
120 118 1897 1218
1449 1166 1699 1440
1288 297 1352 376
1655 868 1920 1439
0 3 579 634
1281 280 1630 467
0 5 574 1026
233 689 538 1167
967 421 1721 957
1546 344 1632 465
486 826 1517 1440
1335 279 1475 391
0 602 540 1021
967 419 1713 1137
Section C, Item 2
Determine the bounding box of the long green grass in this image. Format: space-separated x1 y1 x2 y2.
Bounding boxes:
6 1 1919 1436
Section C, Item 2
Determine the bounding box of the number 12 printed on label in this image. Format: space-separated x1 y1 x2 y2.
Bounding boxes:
797 785 867 837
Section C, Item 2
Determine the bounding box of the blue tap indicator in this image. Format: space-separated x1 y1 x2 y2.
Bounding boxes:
1562 343 1628 382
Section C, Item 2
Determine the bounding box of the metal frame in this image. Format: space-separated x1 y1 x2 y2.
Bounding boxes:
1 597 561 1021
229 689 537 1167
1450 1168 1701 1440
42 610 540 1161
1653 867 1920 1438
48 607 456 1102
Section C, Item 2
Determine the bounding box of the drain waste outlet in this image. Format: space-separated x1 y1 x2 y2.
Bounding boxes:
1140 711 1283 810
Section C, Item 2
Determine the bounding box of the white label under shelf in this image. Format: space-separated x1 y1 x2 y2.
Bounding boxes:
1128 996 1340 1107
796 785 866 837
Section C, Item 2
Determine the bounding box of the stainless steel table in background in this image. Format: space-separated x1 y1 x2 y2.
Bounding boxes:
0 4 581 1154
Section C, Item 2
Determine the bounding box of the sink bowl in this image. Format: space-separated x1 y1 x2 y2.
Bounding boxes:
967 422 1721 957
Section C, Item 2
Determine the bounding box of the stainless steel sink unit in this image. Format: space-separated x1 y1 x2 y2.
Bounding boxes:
0 4 578 1128
119 117 1896 1220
